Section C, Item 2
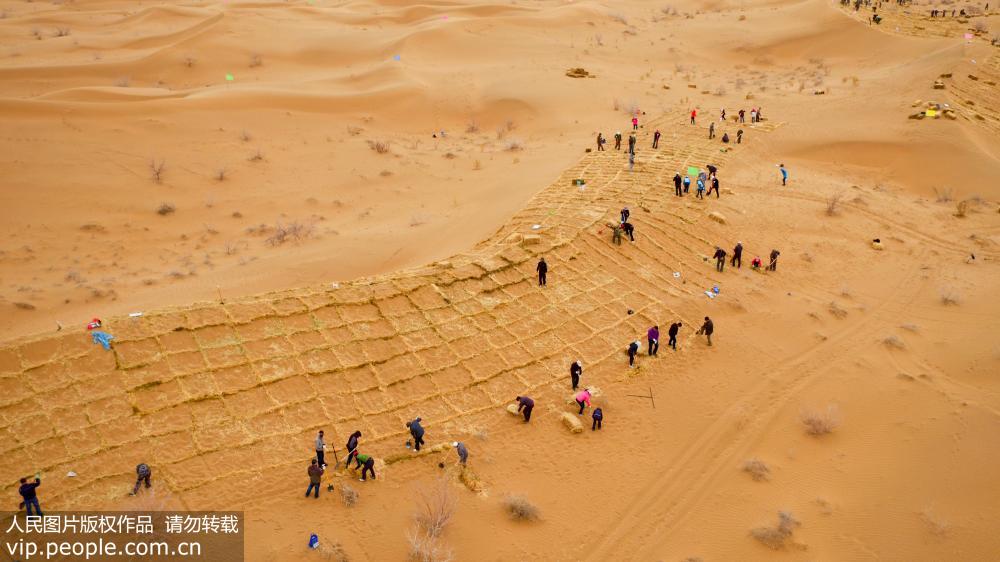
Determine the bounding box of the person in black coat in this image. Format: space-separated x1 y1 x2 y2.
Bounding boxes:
515 396 534 422
731 242 743 268
627 340 640 368
406 418 425 451
668 322 682 350
536 258 548 286
622 222 635 242
345 430 362 466
570 361 582 390
713 247 727 272
673 173 683 196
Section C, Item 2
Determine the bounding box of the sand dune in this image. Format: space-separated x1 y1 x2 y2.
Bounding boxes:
1 0 999 560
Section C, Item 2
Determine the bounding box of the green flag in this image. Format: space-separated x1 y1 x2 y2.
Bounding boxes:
225 73 234 81
686 166 699 176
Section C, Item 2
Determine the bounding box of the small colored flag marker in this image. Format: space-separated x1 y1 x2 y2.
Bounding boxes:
225 73 235 81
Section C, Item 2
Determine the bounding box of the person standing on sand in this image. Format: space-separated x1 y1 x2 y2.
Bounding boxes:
714 247 727 272
575 388 593 415
697 316 714 346
696 177 706 199
709 122 715 139
622 221 635 242
611 223 623 245
653 129 661 148
19 476 42 516
537 257 548 286
453 442 468 466
674 172 683 196
737 129 744 144
570 360 582 390
769 249 781 271
614 131 622 150
750 108 757 123
515 396 535 422
315 430 326 468
668 322 682 350
632 116 639 130
690 109 697 125
406 418 425 452
739 109 745 123
596 132 605 151
621 207 630 224
647 325 660 357
355 453 376 482
306 459 323 498
779 163 788 186
345 431 362 467
131 463 152 496
731 242 743 269
627 340 640 368
708 175 721 198
720 108 726 122
592 407 603 431
628 133 636 155
683 175 691 193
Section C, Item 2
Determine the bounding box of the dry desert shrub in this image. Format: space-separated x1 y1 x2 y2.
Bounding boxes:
472 160 482 171
156 202 176 216
115 76 130 87
265 221 315 246
379 169 393 177
367 140 390 154
495 126 506 140
801 405 840 436
933 186 953 202
750 510 800 550
504 139 524 152
972 19 988 33
184 55 197 67
406 530 453 562
149 159 166 183
502 494 539 521
609 11 628 24
825 190 845 216
920 508 950 537
939 287 960 306
414 478 456 538
883 335 905 349
346 125 363 136
340 484 359 507
742 458 770 481
955 199 970 217
465 119 479 134
249 148 265 161
827 301 848 318
249 53 263 67
13 302 35 311
900 323 920 333
240 129 251 142
214 167 227 181
55 27 70 37
316 541 350 562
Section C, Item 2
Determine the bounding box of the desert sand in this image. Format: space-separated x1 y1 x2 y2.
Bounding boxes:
1 0 999 560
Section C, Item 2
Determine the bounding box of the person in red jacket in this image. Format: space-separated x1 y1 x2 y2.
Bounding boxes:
690 108 697 125
631 116 639 130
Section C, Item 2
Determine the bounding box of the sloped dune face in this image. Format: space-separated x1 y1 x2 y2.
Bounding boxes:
2 1 1000 561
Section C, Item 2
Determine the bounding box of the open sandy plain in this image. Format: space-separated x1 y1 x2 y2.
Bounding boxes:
1 0 999 560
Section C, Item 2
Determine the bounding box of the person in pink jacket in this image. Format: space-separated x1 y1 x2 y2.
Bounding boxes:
631 116 639 130
575 389 592 415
